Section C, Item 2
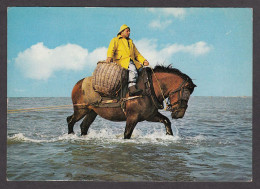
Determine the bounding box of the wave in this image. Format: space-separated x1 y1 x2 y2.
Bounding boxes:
7 133 86 144
7 128 211 146
7 133 59 143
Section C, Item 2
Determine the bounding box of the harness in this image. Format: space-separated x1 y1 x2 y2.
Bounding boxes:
166 78 190 112
142 67 192 113
143 68 164 109
90 67 191 114
144 66 191 113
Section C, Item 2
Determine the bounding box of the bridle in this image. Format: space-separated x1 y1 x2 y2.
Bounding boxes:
166 79 191 112
148 66 194 112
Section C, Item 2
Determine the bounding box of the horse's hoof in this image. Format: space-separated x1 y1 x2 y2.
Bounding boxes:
68 131 75 135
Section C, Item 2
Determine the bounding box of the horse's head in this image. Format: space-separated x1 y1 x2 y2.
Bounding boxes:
152 65 196 119
167 79 196 119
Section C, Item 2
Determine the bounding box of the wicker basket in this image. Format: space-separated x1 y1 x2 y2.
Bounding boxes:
92 61 128 97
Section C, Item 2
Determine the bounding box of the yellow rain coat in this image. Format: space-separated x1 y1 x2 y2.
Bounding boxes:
107 35 146 70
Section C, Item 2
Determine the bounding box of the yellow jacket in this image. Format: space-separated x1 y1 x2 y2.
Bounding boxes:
107 35 146 70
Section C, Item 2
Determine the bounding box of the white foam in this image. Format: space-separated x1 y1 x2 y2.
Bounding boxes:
190 134 207 141
182 134 209 146
134 128 180 140
8 125 182 145
8 133 51 143
87 127 120 139
57 133 82 141
82 126 181 145
8 133 82 143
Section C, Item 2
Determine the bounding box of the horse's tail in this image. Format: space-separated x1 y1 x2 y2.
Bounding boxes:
67 78 92 134
71 78 85 105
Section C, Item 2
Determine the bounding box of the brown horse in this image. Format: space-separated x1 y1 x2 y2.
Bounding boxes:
67 65 196 139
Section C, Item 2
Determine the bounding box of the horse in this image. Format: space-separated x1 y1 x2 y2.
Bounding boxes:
66 65 196 139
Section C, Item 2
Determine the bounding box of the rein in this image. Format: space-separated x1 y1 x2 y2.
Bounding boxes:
141 63 191 112
148 65 190 112
166 78 189 112
148 66 168 110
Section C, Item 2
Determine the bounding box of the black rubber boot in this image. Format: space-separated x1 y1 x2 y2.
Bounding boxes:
129 85 143 96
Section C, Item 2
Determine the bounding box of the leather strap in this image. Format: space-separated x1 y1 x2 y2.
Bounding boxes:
143 68 164 109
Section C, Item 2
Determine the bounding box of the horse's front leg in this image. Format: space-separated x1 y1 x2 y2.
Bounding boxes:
147 112 173 135
124 115 138 139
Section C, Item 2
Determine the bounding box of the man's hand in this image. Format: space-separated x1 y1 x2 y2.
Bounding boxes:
106 57 113 63
143 60 149 66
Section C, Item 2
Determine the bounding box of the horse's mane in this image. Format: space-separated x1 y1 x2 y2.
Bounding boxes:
152 64 196 89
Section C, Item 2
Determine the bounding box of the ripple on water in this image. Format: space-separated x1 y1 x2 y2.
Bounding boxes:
7 97 252 181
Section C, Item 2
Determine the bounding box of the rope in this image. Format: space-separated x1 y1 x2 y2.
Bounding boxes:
8 104 72 112
8 65 169 114
137 61 168 110
147 65 168 111
8 106 73 114
7 104 88 114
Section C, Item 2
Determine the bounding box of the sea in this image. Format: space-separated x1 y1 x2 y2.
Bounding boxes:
7 96 252 181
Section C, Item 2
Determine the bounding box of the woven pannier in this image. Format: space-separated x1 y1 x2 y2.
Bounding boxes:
92 61 128 97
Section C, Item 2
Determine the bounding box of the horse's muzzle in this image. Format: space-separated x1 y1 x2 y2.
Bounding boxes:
171 108 186 119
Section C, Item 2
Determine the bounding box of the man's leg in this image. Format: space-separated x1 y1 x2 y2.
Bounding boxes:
128 60 142 96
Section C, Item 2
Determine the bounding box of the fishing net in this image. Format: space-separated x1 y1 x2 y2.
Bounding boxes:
92 61 128 97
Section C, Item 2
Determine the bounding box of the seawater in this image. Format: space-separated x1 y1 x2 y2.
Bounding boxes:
7 97 252 181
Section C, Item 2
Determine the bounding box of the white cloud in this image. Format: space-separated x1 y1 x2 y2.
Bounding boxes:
184 41 212 56
135 39 212 66
86 47 107 65
161 8 186 18
15 40 211 80
15 42 106 80
147 8 186 19
225 30 232 35
147 8 186 30
14 89 26 93
149 19 172 29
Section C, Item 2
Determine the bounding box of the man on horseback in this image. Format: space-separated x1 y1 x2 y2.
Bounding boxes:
106 24 150 96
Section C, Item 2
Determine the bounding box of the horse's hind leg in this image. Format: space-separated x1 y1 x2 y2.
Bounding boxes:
67 108 89 134
147 112 173 135
80 110 97 136
66 115 74 133
124 115 138 139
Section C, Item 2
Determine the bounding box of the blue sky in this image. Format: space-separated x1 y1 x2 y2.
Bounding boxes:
7 7 252 97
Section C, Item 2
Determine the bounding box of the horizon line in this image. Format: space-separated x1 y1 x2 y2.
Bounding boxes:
6 96 253 98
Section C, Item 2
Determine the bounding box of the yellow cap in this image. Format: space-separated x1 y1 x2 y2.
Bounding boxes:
118 24 130 35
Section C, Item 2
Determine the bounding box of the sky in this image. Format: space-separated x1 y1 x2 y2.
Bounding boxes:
7 7 252 97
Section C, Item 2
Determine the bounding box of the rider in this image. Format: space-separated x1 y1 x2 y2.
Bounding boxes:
106 24 150 96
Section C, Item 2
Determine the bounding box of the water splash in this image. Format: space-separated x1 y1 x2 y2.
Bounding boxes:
8 124 224 146
7 125 181 145
7 133 51 143
8 133 83 143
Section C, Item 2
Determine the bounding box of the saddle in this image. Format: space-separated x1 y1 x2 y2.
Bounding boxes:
81 67 164 111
